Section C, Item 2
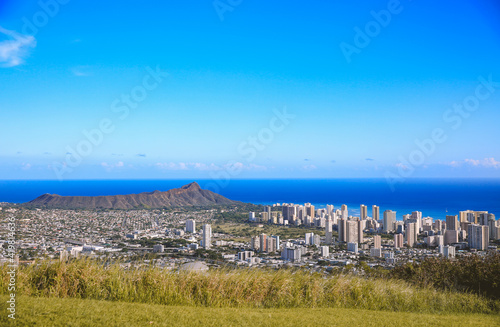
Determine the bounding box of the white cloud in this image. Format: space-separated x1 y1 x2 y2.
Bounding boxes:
445 158 500 169
101 161 125 171
303 164 317 171
21 163 31 170
464 159 480 166
479 157 500 168
0 26 36 67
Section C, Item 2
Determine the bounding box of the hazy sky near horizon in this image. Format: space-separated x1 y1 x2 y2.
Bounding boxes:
1 0 500 180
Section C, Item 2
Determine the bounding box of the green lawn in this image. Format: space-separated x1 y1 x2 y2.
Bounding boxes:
214 222 329 240
1 296 498 327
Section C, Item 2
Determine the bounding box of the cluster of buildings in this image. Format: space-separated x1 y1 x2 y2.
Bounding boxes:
1 202 498 270
248 203 499 262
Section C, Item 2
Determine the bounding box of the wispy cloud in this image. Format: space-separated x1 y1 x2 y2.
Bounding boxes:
445 157 500 169
155 162 267 172
465 157 500 168
101 161 125 171
303 164 317 171
136 153 146 157
70 65 93 77
0 26 36 67
365 158 375 161
395 163 410 170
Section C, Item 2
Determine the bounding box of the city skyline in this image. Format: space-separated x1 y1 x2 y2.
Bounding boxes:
1 0 500 180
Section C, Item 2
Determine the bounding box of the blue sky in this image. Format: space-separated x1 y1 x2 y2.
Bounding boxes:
1 0 500 180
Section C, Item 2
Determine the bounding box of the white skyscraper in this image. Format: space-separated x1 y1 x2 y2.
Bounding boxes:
383 210 396 233
346 220 358 244
360 204 367 220
341 204 348 219
468 224 489 250
372 205 380 221
186 219 196 233
406 222 417 247
305 232 314 245
325 216 333 245
202 224 212 249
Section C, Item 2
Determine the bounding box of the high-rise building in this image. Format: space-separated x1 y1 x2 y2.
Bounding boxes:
383 210 396 233
259 233 268 252
360 205 367 220
459 210 475 223
272 235 280 250
305 232 314 245
442 245 456 258
266 237 277 253
202 224 211 249
281 246 302 262
372 205 380 221
237 251 253 261
444 229 459 245
478 213 494 226
320 245 329 257
373 235 381 249
326 204 334 217
306 204 315 219
186 219 196 233
251 236 260 251
434 219 445 233
282 204 297 223
341 204 348 219
475 211 488 224
260 212 269 223
265 206 272 219
313 234 321 247
446 215 459 230
411 211 422 232
347 242 358 253
346 220 358 244
248 212 256 222
394 233 404 249
338 218 347 242
468 224 489 250
357 219 364 243
325 217 333 245
406 222 417 247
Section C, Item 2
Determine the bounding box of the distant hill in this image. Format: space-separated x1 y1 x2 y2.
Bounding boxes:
26 182 241 209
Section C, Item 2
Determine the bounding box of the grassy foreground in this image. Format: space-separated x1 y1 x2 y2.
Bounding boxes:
1 295 498 327
2 259 498 314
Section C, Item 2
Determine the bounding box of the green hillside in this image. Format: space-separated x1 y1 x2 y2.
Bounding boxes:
1 296 498 327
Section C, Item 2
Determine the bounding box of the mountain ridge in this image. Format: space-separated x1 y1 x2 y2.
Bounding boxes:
26 182 241 209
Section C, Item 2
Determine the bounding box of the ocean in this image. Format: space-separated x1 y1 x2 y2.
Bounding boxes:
1 178 499 220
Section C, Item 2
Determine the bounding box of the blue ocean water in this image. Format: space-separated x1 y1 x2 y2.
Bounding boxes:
0 179 499 220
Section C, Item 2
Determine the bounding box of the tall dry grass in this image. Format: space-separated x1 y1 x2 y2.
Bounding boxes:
1 259 498 314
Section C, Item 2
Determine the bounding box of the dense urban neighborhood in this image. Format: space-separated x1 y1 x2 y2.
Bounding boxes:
1 201 498 272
